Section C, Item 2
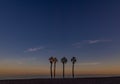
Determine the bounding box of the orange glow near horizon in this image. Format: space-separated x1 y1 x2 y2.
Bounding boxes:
0 57 120 77
0 64 120 76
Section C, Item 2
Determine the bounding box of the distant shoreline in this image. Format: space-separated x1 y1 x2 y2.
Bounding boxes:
0 76 120 80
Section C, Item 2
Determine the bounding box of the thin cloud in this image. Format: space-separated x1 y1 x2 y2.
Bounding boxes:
72 39 112 48
79 62 101 66
25 47 45 52
88 40 112 44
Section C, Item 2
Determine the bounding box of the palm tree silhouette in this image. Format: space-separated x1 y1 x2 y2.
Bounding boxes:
61 57 67 78
53 57 58 78
71 57 76 78
49 57 54 79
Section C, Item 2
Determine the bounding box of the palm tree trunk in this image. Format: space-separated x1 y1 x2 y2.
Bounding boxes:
72 63 74 78
50 63 52 79
54 63 56 78
63 63 65 78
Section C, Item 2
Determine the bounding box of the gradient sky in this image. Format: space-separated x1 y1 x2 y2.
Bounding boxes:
0 0 120 77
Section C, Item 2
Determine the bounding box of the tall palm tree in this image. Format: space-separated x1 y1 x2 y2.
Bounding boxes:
61 57 67 78
53 57 58 78
49 56 54 79
71 57 77 78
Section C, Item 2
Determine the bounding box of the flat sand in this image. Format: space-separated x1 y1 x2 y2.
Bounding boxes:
0 77 120 84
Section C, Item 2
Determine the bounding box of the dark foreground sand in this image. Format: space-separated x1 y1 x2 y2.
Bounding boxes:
0 77 120 84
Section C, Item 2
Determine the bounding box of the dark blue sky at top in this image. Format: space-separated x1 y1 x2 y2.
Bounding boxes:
0 0 120 60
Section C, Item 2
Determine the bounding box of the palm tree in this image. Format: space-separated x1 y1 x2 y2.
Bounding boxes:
61 57 67 78
53 57 58 78
49 56 54 79
71 57 77 78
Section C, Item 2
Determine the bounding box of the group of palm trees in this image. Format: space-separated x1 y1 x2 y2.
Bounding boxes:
49 56 76 79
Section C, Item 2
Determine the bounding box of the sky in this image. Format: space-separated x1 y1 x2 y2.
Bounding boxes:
0 0 120 78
